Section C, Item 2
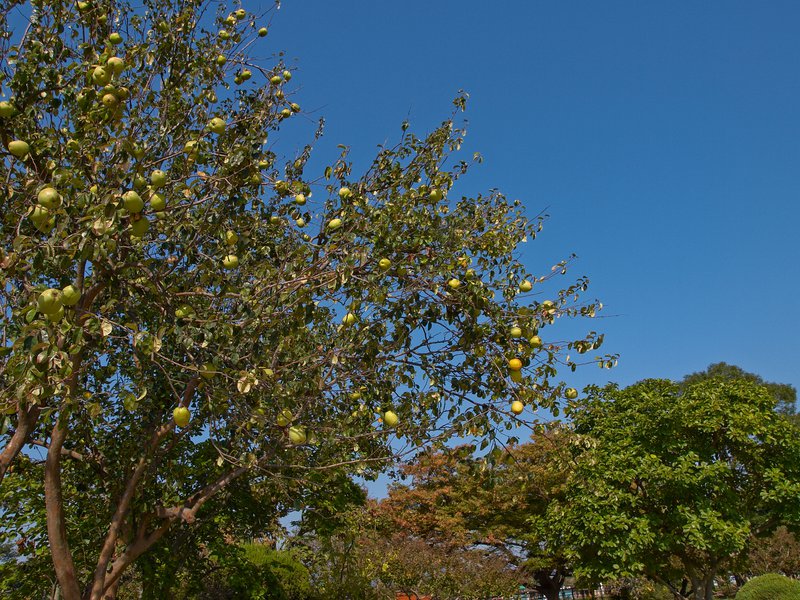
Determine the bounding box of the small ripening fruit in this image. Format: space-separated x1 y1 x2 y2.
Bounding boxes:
276 409 292 427
122 190 144 213
338 187 352 200
61 285 81 307
7 140 30 158
222 255 239 270
0 101 16 118
510 370 523 383
270 75 282 85
529 335 542 349
508 358 523 371
294 194 306 205
447 278 461 290
37 187 61 209
511 400 524 415
509 326 523 339
149 192 166 212
378 258 391 271
216 54 227 65
37 289 63 315
288 426 306 444
173 407 190 427
342 312 357 327
429 188 443 202
108 32 123 45
107 57 124 76
130 216 149 238
92 66 111 86
383 410 399 428
519 279 533 292
208 117 226 134
225 230 238 245
150 170 167 188
258 27 268 37
565 388 578 400
327 218 342 231
101 93 118 109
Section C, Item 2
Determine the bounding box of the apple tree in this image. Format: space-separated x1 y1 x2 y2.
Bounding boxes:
549 378 800 600
0 0 611 596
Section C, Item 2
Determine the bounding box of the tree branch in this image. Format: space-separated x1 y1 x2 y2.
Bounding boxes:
0 405 41 485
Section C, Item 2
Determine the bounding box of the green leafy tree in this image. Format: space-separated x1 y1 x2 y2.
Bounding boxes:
549 378 800 600
0 0 609 596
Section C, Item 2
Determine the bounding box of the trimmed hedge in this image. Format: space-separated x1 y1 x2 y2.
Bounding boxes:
736 574 800 600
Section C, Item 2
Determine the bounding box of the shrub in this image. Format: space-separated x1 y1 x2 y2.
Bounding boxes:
735 573 800 600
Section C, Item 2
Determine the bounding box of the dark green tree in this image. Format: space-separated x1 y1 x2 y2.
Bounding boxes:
550 378 800 600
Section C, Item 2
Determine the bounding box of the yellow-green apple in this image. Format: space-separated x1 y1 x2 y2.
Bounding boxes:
0 101 16 117
208 117 226 134
173 406 190 427
150 169 167 188
107 56 124 75
61 285 81 306
288 426 306 444
37 289 63 314
130 216 149 237
276 409 292 427
7 140 30 158
37 187 61 209
383 410 399 427
149 192 166 211
122 190 144 213
92 66 111 86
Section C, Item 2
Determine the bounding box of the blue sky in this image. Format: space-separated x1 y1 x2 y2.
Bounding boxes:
258 1 800 400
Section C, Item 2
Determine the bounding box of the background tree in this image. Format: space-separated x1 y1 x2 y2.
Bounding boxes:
0 0 609 596
550 378 800 600
745 526 800 579
294 500 521 600
682 362 797 416
374 429 575 600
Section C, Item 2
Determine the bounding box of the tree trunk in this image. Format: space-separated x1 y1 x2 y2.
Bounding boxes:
45 419 82 600
691 574 715 600
535 570 565 600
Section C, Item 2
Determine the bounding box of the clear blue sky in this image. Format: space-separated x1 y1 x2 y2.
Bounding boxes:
258 0 800 400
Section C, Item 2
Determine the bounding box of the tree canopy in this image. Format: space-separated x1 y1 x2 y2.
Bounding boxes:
682 362 797 416
0 0 608 596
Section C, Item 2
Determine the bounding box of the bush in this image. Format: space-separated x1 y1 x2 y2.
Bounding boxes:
736 573 800 600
